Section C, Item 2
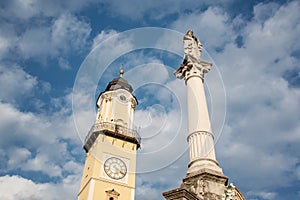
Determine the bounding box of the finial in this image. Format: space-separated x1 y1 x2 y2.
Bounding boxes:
119 65 124 77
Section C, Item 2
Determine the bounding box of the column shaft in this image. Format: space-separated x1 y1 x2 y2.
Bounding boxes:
186 76 211 133
185 69 221 174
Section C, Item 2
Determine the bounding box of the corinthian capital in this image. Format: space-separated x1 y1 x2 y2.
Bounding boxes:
174 60 212 81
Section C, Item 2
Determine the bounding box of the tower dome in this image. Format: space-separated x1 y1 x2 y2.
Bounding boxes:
104 77 133 93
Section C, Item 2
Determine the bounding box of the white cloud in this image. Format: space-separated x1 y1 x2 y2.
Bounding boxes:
0 175 81 200
136 181 166 200
52 13 91 54
127 62 170 89
135 153 188 200
242 1 300 73
92 29 118 49
7 147 31 168
0 64 37 102
0 85 87 199
23 153 63 177
0 83 86 177
170 7 235 50
208 1 300 197
0 58 88 194
0 62 52 113
11 13 91 64
0 0 92 21
253 2 280 23
63 160 83 174
0 2 92 66
247 190 277 200
0 175 44 200
1 0 40 20
58 57 71 70
99 0 241 21
0 23 17 59
103 0 196 20
18 27 52 60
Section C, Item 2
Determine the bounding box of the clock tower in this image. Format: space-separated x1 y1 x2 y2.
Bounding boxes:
78 69 140 200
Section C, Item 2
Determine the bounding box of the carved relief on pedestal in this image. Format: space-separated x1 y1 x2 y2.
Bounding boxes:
191 179 208 199
182 178 210 199
205 192 219 200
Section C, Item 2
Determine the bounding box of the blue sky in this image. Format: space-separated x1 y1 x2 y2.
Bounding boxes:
0 0 300 199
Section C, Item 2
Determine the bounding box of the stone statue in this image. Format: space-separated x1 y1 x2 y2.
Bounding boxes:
174 29 211 80
183 29 202 65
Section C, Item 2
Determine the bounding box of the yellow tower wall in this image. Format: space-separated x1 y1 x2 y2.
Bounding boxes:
78 134 137 200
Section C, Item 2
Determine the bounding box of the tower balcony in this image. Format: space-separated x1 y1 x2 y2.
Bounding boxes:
84 122 141 152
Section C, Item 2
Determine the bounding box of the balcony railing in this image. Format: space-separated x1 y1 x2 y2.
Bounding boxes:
85 122 141 145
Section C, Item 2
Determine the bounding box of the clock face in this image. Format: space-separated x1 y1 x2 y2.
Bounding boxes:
118 94 127 102
104 157 127 180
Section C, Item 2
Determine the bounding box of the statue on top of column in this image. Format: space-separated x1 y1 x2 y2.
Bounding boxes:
183 29 202 64
174 29 211 80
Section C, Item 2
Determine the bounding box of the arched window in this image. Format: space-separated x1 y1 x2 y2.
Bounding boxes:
109 197 114 200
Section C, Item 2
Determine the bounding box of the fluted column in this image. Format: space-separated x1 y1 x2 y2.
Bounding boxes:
175 59 223 175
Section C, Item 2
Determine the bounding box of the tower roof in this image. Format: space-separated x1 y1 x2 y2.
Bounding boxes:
104 77 133 93
96 69 138 106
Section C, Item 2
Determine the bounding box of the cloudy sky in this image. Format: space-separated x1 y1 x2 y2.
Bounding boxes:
0 0 300 199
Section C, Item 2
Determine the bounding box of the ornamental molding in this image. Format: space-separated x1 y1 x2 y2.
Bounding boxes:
187 131 214 142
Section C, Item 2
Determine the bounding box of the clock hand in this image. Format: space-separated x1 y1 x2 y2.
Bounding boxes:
119 170 125 175
113 167 125 176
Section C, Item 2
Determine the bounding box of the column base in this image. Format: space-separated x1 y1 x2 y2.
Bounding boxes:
162 169 246 200
187 158 223 175
163 169 228 200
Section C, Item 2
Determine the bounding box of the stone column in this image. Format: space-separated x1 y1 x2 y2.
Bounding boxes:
182 63 222 175
163 30 246 200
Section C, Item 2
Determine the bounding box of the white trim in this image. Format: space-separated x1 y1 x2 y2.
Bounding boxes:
87 179 95 200
130 188 135 200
